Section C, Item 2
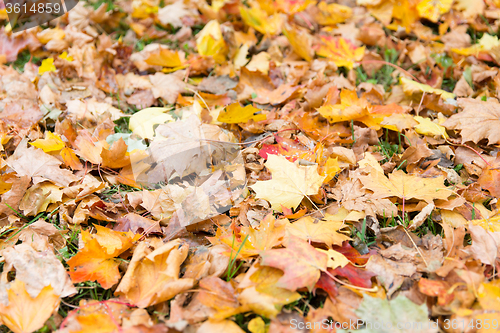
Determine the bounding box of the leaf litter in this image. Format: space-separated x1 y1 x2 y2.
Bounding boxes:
1 0 500 332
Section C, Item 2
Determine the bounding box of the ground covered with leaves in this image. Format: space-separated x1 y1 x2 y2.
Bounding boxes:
1 0 500 332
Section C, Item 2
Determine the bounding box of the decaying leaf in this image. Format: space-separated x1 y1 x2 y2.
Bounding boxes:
115 239 195 307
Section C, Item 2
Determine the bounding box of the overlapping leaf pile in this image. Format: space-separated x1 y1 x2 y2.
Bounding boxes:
1 0 500 332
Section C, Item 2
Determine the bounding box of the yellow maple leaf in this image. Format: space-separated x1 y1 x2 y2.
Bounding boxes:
312 2 352 25
238 265 301 318
316 248 350 269
452 33 500 57
414 116 449 139
400 77 456 100
145 48 184 68
240 5 284 36
286 215 350 248
250 154 326 211
390 0 420 32
58 51 73 62
359 169 453 203
416 0 453 23
38 58 56 75
317 89 369 123
30 132 65 152
131 2 158 19
218 103 266 123
316 36 365 69
0 279 60 333
275 0 315 14
321 157 341 183
283 24 314 62
196 20 228 64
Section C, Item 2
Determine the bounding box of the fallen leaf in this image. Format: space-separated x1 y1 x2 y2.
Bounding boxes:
358 169 453 203
30 132 65 152
355 294 437 333
416 0 452 22
286 215 350 248
413 116 449 139
316 36 365 70
197 319 246 333
478 156 500 198
6 139 79 187
0 279 60 333
217 103 266 124
443 98 500 145
115 239 195 307
67 225 139 289
198 277 248 319
0 243 76 298
38 58 56 75
400 77 455 101
260 235 328 291
239 5 283 36
250 154 326 211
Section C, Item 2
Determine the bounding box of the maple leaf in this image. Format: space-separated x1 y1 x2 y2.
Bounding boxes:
217 103 266 124
196 20 227 64
6 139 79 187
38 58 56 75
400 77 455 101
209 214 287 258
317 89 370 124
286 215 350 248
30 132 65 152
250 154 326 211
67 225 139 289
416 0 452 22
413 116 449 139
316 36 365 70
443 98 500 145
283 24 314 62
145 48 184 68
1 243 76 298
358 169 453 203
331 264 375 288
198 320 246 333
259 136 315 162
260 235 328 291
355 295 437 333
0 279 60 333
115 239 195 307
239 5 283 36
57 299 131 333
311 2 352 25
478 156 500 198
238 264 301 318
198 277 248 319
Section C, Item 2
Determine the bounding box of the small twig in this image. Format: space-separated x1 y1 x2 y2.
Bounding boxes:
445 139 492 167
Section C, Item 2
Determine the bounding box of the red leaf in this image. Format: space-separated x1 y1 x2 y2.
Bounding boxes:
331 264 375 288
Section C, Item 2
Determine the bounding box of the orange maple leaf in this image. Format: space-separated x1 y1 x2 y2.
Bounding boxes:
67 225 139 289
316 36 365 70
0 279 60 333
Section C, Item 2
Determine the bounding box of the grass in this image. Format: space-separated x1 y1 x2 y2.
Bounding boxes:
8 50 41 72
355 48 399 91
225 234 249 281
